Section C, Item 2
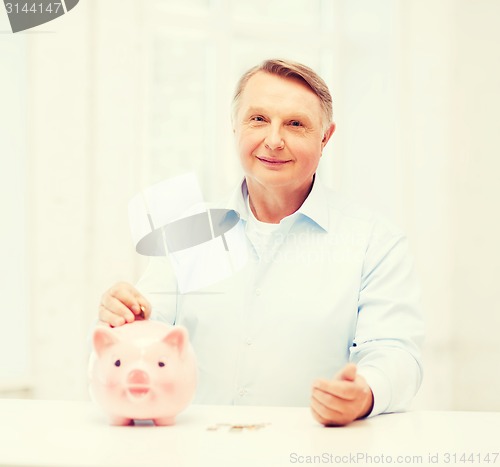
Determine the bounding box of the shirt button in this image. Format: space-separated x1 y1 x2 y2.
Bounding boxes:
245 339 252 346
239 388 246 397
255 288 262 296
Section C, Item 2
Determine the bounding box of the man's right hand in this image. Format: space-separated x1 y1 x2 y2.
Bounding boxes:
98 282 151 327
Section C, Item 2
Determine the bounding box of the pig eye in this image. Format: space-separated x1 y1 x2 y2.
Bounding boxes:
114 360 121 367
158 361 165 368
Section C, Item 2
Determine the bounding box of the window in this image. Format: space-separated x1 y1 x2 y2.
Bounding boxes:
144 0 337 199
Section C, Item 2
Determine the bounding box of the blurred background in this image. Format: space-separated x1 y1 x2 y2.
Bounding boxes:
1 0 499 411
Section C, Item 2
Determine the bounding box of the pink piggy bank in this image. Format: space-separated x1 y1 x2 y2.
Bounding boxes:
89 320 197 426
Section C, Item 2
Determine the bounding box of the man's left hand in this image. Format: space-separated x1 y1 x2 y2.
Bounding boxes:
311 363 374 426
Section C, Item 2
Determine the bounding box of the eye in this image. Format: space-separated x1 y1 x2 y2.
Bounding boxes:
289 120 303 127
158 361 165 368
114 360 121 367
251 115 265 122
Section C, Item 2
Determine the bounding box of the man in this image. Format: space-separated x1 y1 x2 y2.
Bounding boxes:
98 59 423 426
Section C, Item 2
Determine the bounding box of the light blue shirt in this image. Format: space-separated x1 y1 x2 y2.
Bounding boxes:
136 177 424 416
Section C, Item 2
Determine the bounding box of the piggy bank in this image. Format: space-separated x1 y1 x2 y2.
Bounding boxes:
89 320 197 426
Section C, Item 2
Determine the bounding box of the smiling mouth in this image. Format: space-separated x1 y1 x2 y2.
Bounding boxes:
256 156 291 165
127 386 150 398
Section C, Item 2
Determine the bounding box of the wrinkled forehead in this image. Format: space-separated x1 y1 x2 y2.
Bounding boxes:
239 72 322 114
243 71 318 99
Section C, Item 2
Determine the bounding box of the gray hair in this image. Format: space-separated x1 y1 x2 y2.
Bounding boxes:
232 59 333 129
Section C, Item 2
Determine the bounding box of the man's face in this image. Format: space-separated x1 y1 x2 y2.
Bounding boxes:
233 71 334 194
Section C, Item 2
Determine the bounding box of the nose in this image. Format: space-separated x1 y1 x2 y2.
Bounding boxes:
127 369 150 386
264 124 284 151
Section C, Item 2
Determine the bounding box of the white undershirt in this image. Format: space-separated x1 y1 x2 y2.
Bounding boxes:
245 194 298 260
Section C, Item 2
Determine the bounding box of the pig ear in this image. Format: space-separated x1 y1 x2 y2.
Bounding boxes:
163 326 187 353
93 326 119 357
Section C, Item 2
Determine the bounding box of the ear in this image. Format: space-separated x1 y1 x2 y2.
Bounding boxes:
321 122 336 150
163 326 188 354
93 326 119 357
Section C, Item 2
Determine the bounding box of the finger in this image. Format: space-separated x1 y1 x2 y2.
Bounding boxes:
311 389 359 426
119 288 151 319
97 320 112 328
310 399 350 427
336 363 357 382
135 297 152 320
312 379 358 401
310 404 330 426
98 305 126 327
106 283 143 314
100 295 135 323
312 387 348 411
311 389 339 416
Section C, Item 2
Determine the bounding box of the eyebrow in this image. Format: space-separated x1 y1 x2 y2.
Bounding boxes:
244 107 314 122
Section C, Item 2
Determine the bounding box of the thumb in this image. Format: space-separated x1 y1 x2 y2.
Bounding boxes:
336 363 357 382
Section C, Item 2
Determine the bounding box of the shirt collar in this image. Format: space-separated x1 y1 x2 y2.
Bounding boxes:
224 176 330 232
296 175 330 232
224 178 250 221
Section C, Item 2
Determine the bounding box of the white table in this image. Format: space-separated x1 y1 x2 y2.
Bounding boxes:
1 399 499 467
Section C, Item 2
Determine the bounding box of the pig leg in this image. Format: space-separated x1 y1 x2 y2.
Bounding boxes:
110 416 133 426
153 416 175 426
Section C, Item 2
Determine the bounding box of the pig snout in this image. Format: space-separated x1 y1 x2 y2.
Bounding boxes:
126 369 151 399
127 369 150 385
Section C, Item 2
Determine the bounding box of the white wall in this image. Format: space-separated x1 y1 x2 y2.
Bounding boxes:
448 0 500 410
1 0 500 409
0 22 30 391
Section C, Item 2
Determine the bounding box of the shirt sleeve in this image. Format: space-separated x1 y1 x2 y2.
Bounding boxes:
135 256 179 325
351 220 424 417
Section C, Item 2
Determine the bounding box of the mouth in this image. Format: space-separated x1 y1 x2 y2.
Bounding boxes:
256 156 291 167
127 385 150 398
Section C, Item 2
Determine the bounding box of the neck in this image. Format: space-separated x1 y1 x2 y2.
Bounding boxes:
246 178 314 224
